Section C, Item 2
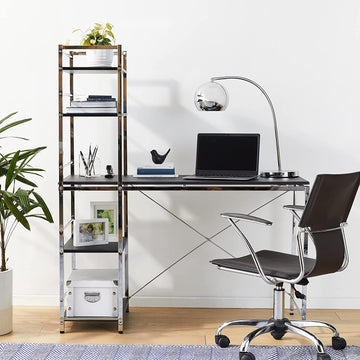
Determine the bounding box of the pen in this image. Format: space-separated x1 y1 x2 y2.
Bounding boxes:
80 151 88 173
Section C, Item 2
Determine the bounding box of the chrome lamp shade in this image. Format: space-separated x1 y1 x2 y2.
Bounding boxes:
194 76 298 178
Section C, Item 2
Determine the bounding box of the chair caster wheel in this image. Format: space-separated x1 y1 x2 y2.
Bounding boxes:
332 336 346 350
271 329 285 340
317 353 331 360
239 351 256 360
215 334 230 348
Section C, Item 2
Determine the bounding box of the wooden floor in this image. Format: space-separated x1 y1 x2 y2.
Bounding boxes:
1 307 360 346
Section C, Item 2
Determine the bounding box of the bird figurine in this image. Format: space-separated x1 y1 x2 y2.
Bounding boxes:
151 148 171 164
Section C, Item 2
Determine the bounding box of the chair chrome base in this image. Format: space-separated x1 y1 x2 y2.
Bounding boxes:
215 284 346 360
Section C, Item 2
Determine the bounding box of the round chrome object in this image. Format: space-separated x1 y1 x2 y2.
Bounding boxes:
194 81 229 111
260 170 299 178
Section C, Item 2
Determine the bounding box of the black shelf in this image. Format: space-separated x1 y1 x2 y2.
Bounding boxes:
62 67 118 74
63 175 118 185
63 112 118 117
64 239 118 253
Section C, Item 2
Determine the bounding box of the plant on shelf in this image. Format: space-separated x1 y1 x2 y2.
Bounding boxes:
72 22 116 67
73 22 115 46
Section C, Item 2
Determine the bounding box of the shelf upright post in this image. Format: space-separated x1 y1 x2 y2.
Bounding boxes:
58 45 65 333
117 44 124 333
69 51 76 271
122 50 129 311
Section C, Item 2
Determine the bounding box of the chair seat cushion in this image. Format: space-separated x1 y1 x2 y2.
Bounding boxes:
211 250 316 281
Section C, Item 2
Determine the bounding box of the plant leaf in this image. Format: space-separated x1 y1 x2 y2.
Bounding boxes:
33 192 54 223
0 118 32 135
5 150 19 190
0 112 17 125
2 191 30 230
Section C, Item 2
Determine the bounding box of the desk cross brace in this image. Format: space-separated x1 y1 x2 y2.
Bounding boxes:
129 190 290 299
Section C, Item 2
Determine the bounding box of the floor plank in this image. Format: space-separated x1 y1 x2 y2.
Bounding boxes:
1 306 359 346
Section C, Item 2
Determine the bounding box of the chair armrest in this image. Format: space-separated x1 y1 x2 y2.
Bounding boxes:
221 213 272 226
283 205 305 211
283 205 305 222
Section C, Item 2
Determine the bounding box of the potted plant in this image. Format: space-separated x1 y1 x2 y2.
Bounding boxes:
73 22 116 66
0 112 53 335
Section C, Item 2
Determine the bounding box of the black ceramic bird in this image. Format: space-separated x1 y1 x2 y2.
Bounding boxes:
151 148 171 164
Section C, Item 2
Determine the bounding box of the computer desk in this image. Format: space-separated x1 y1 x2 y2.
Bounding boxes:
121 175 310 318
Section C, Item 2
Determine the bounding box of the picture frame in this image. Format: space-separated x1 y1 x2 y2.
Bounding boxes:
90 201 118 240
73 218 109 247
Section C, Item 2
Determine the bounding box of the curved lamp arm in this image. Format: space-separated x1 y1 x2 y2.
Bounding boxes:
210 76 282 172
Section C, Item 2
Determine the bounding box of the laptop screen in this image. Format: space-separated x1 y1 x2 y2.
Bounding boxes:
195 133 260 177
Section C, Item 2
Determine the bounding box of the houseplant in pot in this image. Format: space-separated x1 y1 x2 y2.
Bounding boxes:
0 112 53 335
73 22 116 66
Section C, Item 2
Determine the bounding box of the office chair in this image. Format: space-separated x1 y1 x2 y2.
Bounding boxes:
211 172 360 360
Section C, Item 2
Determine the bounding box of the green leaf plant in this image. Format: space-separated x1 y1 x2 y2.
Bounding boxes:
73 22 115 46
0 112 53 272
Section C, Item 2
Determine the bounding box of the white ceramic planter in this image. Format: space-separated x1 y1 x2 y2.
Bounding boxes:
86 49 114 67
0 268 13 335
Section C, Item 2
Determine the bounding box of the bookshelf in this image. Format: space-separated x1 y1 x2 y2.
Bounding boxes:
58 45 128 333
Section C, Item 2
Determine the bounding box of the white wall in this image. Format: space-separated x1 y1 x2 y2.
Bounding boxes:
1 0 360 309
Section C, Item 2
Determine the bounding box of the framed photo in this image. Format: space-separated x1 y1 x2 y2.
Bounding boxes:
90 201 118 240
73 218 109 247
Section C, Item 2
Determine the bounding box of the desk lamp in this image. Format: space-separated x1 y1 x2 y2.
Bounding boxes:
194 76 298 178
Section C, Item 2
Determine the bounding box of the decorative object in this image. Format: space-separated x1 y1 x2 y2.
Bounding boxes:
73 22 115 67
73 218 109 247
194 76 298 178
150 148 171 164
0 112 53 335
90 201 118 240
0 344 359 360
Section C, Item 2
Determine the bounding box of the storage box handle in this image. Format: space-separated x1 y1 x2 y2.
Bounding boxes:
84 292 101 303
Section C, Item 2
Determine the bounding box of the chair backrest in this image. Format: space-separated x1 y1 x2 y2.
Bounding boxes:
299 172 360 277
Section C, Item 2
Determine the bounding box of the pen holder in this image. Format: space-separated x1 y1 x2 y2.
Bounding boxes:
79 154 101 177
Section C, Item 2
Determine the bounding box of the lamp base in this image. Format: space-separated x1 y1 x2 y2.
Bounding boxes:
260 170 299 178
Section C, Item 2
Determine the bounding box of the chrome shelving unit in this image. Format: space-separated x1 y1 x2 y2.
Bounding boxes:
58 45 128 333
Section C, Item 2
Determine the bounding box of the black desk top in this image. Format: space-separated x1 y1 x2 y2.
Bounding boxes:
62 175 309 191
123 175 309 186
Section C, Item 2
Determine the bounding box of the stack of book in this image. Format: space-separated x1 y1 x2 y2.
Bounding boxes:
66 95 117 114
136 163 176 177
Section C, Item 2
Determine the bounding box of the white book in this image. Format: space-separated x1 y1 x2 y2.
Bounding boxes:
70 100 117 108
138 163 175 169
66 107 117 114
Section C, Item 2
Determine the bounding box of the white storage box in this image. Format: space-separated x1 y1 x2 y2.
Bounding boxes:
66 269 118 317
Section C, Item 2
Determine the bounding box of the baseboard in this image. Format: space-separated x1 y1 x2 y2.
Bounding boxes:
129 296 360 309
13 295 58 307
13 294 360 309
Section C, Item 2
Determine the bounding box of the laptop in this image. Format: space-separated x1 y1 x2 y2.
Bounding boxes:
184 133 260 181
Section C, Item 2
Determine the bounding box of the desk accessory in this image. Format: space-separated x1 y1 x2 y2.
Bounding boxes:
151 148 171 164
105 164 114 178
194 76 298 178
79 145 99 177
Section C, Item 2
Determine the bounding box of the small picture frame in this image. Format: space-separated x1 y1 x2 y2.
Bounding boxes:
90 201 118 240
73 218 109 247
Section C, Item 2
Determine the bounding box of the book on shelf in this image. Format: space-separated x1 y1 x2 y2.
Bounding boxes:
66 107 117 114
136 163 176 176
87 95 115 101
70 100 117 107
